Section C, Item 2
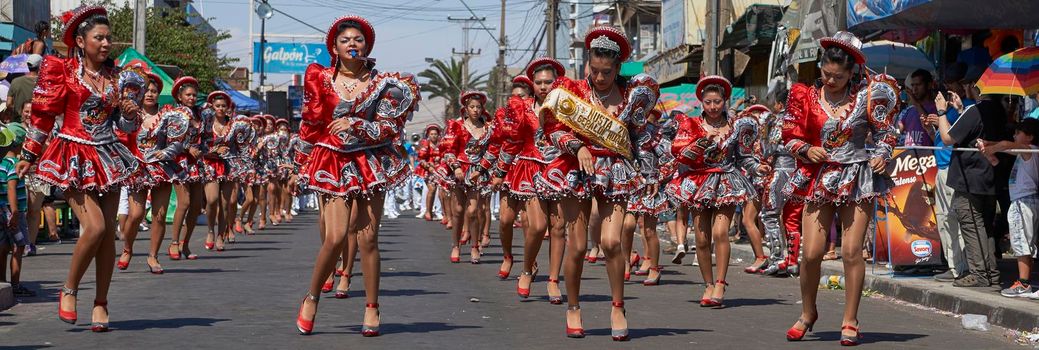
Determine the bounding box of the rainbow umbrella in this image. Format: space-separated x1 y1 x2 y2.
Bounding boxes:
976 47 1039 97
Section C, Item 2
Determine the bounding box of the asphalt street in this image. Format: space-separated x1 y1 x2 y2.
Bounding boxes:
0 209 1024 349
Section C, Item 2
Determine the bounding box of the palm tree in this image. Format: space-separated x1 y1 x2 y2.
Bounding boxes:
419 58 489 123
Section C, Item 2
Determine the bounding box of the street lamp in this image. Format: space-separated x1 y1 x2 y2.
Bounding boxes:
255 0 274 113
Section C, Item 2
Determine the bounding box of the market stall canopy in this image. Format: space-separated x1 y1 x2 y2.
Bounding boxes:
214 79 262 113
115 47 175 106
720 4 785 52
658 83 746 116
848 0 1039 32
861 41 935 80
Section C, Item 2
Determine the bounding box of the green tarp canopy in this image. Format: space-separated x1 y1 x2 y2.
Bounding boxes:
620 61 644 77
115 47 181 223
115 47 176 106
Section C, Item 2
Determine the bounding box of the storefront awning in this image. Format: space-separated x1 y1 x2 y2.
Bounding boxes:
720 4 785 51
848 0 1039 32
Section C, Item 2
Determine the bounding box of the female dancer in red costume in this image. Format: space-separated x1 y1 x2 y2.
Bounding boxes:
417 124 444 221
201 91 237 248
783 31 898 346
667 76 766 307
259 119 287 226
17 6 141 332
236 116 267 234
739 104 773 274
223 114 253 236
536 27 659 340
166 77 208 255
119 72 192 273
437 90 493 264
624 108 676 285
488 60 566 304
295 16 419 336
476 75 532 279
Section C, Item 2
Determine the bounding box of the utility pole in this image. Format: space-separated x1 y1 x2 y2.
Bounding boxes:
448 16 488 90
497 0 507 107
547 0 557 59
133 0 147 54
705 0 719 76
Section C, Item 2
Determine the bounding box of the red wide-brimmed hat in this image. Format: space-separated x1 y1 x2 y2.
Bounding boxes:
696 75 732 102
585 26 631 62
61 5 107 54
249 116 264 127
172 76 199 97
742 104 771 115
819 31 866 65
525 57 565 80
326 15 375 64
207 91 231 105
424 124 442 135
512 75 534 90
275 118 289 126
262 114 275 124
145 71 163 92
458 90 489 108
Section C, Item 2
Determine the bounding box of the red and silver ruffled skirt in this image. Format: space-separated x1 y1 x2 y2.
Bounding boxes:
666 170 757 210
783 161 892 205
534 154 642 201
175 154 204 184
33 138 139 192
502 158 544 199
433 162 491 196
125 160 184 192
202 158 228 182
299 145 410 198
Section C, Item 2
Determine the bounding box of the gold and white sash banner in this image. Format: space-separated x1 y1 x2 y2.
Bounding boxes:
538 88 633 159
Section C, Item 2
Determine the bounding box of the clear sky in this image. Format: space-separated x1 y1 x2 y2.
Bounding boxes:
198 0 548 89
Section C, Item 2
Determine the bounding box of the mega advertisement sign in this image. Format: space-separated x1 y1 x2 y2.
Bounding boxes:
253 42 332 74
874 149 944 266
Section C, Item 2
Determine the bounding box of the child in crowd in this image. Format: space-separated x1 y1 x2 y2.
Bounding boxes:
0 121 34 297
983 119 1039 298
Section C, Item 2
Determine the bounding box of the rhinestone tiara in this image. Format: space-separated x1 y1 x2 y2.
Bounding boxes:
590 35 620 53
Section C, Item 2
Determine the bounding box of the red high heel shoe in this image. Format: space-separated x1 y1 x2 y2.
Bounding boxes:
296 293 319 335
699 283 716 307
181 240 198 260
117 249 132 270
497 255 513 280
449 246 461 263
629 253 641 268
335 275 351 299
642 266 663 286
91 300 110 332
58 287 77 324
547 278 563 305
611 301 629 341
565 305 584 338
744 256 769 274
361 303 381 337
517 271 533 298
840 323 861 346
234 221 244 234
786 317 816 341
321 280 334 293
706 280 728 308
167 242 181 260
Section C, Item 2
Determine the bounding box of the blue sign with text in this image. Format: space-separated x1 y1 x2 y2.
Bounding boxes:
253 42 331 74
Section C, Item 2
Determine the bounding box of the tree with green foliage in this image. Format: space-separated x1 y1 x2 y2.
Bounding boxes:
419 57 489 123
55 0 237 92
